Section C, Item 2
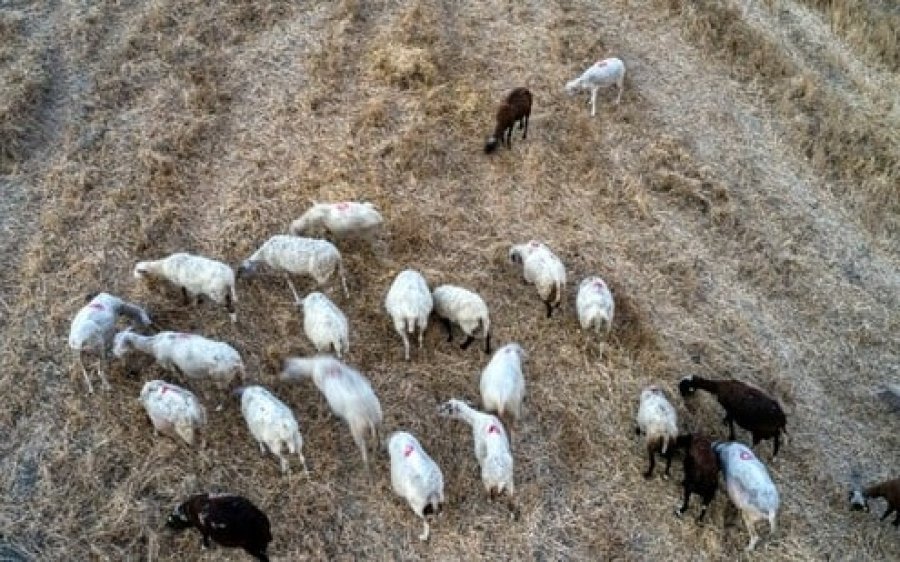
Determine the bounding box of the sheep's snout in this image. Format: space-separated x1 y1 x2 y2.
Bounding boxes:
848 490 869 511
484 138 500 154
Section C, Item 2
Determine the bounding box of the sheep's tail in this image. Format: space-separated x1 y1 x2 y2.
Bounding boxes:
405 317 416 334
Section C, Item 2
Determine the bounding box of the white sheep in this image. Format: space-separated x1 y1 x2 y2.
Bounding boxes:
388 431 445 541
432 284 492 354
238 235 349 298
139 380 207 447
576 276 614 336
438 399 515 502
290 201 384 242
68 292 152 393
635 385 679 479
235 385 308 475
384 269 433 361
280 356 383 470
296 291 350 358
565 57 626 115
480 343 526 427
714 441 780 551
133 252 237 323
113 330 244 408
508 241 567 318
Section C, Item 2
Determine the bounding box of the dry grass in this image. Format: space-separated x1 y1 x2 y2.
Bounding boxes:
799 0 900 71
1 0 898 560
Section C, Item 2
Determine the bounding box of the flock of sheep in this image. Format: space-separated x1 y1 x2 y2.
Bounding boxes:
66 57 898 560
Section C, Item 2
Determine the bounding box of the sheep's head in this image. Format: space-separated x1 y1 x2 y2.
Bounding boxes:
640 385 665 404
484 137 500 154
437 399 465 419
565 79 580 95
508 247 524 265
236 260 258 280
289 217 308 236
166 499 194 530
502 342 527 362
112 330 135 358
848 489 869 512
678 376 697 397
133 262 152 281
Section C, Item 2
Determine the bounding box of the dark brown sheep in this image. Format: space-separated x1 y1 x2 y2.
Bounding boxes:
485 87 532 153
673 433 720 522
679 375 787 458
849 477 900 527
166 493 272 561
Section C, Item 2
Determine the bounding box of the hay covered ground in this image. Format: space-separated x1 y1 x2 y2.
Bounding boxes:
1 0 898 559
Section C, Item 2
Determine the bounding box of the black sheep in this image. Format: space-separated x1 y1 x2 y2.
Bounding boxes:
485 87 532 153
166 493 272 561
678 375 787 459
672 433 720 522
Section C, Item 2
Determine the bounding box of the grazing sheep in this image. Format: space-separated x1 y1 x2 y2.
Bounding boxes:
635 385 679 479
714 441 780 551
672 433 720 522
384 269 434 361
876 382 900 413
139 380 207 447
565 57 626 115
296 291 350 358
238 235 349 298
290 201 384 243
432 284 492 354
113 330 244 408
508 241 566 318
235 385 308 475
388 431 445 541
166 493 272 562
480 343 526 427
68 292 152 393
280 356 382 470
484 87 532 154
438 399 515 503
849 474 900 527
679 375 787 459
133 252 237 323
576 276 614 337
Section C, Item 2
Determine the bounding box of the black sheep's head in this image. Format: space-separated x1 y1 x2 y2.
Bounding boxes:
678 376 697 397
484 137 499 154
166 501 193 530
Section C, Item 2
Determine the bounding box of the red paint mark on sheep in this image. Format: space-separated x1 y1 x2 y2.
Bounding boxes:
740 450 754 461
529 241 540 248
403 444 415 457
88 303 105 311
595 60 608 67
336 202 351 211
488 424 501 435
593 280 605 289
176 333 193 339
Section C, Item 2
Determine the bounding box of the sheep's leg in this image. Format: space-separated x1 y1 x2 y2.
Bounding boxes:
460 334 474 350
225 292 236 324
881 506 896 521
417 325 425 350
201 533 212 549
97 349 111 391
181 287 190 305
724 416 736 440
484 332 492 354
675 484 691 518
615 77 624 105
643 445 656 479
697 491 715 522
441 317 453 342
743 511 760 551
352 427 369 470
258 441 267 456
505 126 513 150
79 351 95 394
772 433 781 459
399 329 411 362
419 516 430 541
544 300 553 318
277 452 290 475
590 88 598 116
662 448 675 480
522 114 529 139
892 512 899 527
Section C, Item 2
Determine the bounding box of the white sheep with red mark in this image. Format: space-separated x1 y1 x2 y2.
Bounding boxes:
384 269 433 361
388 431 445 541
133 253 238 322
438 399 515 501
432 284 492 354
576 276 614 336
508 240 567 318
297 291 350 358
714 441 780 551
235 385 308 475
565 57 626 115
139 380 207 447
238 235 349 298
68 292 152 393
113 330 244 408
280 355 382 470
290 201 384 242
480 343 526 425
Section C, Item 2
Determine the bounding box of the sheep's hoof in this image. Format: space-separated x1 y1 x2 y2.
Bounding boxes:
643 472 653 480
674 508 684 519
